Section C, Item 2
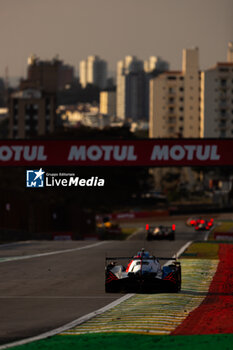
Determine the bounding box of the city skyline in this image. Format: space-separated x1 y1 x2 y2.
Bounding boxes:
0 0 232 80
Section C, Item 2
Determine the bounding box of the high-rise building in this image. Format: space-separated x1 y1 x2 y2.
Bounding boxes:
116 56 144 121
144 56 169 73
100 90 116 117
24 55 74 93
149 48 200 138
8 88 55 139
200 43 233 138
79 56 107 90
117 56 168 121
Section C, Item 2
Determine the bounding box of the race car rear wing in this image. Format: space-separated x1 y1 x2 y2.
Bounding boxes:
105 256 177 261
146 224 176 231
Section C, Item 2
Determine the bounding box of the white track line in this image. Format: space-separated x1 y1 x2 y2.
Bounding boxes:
0 241 192 350
204 226 215 241
0 241 107 264
164 241 192 266
0 294 134 350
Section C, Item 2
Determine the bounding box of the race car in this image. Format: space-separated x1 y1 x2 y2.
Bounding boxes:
195 218 214 231
146 224 175 241
187 217 214 228
105 248 181 293
96 216 122 235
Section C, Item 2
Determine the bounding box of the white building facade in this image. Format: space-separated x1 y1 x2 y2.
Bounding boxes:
200 44 233 138
149 48 200 138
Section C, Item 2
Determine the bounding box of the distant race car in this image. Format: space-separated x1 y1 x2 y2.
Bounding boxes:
96 216 122 235
146 224 175 241
105 248 181 293
195 218 214 231
187 217 214 228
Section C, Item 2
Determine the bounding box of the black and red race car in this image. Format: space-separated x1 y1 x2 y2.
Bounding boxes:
146 224 176 241
105 249 181 293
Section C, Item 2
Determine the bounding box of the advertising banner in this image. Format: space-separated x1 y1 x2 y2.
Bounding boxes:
0 139 233 166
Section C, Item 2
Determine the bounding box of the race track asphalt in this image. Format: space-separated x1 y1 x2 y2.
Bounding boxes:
0 218 210 345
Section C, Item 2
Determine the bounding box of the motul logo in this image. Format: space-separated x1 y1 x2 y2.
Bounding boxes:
0 146 47 161
150 145 220 161
68 145 137 161
0 141 227 166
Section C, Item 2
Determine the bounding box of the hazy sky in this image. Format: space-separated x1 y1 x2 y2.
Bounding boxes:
0 0 232 79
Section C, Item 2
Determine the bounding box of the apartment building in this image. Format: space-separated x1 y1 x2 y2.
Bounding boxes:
8 89 55 139
200 42 233 138
79 55 107 90
25 55 74 93
149 48 200 138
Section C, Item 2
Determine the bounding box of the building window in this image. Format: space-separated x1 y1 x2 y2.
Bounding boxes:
179 107 183 111
179 87 184 92
179 116 183 121
168 76 177 80
168 87 175 94
220 131 226 138
180 97 184 102
180 77 184 80
221 79 227 87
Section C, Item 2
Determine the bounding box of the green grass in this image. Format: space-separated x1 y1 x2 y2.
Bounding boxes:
11 333 233 350
121 227 137 235
181 242 219 259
